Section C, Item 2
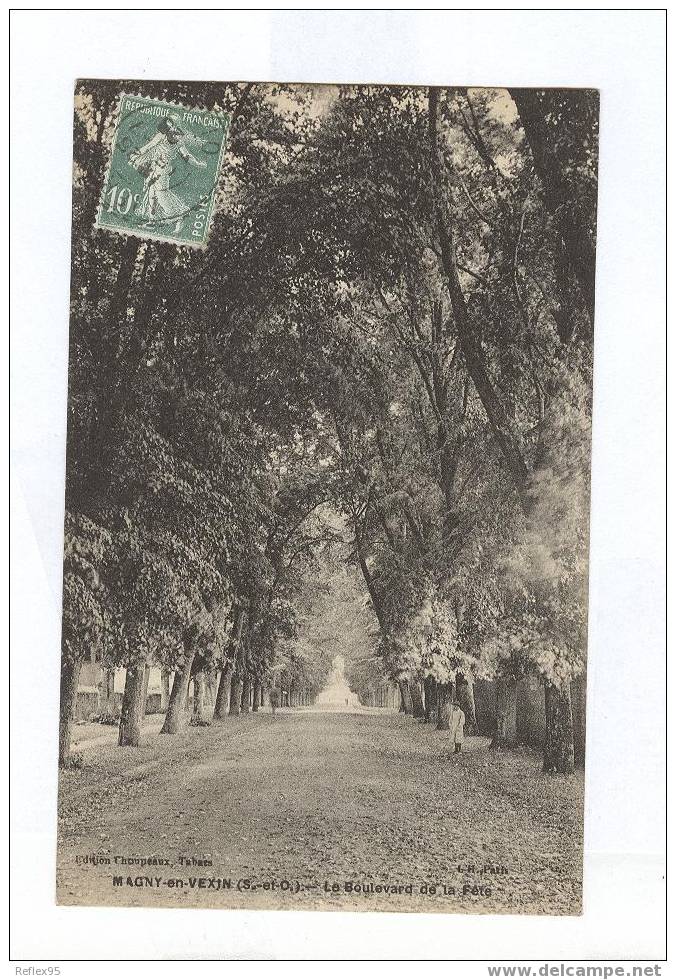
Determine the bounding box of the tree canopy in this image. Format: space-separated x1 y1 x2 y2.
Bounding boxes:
62 81 596 771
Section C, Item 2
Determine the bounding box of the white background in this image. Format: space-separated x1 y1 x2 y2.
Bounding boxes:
8 8 667 966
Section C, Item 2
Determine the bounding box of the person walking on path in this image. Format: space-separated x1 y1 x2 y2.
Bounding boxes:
450 700 465 754
269 687 280 716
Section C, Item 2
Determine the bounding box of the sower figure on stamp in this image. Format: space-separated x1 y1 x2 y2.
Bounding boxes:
450 699 465 754
129 115 207 233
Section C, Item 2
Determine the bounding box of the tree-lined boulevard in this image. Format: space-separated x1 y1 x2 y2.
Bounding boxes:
62 81 595 775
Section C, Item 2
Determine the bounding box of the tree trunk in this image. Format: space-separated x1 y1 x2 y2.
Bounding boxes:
252 680 261 712
509 88 597 332
100 667 116 718
161 652 195 734
218 606 246 719
229 673 243 716
353 517 387 626
424 676 437 723
398 679 413 714
160 669 172 712
410 679 426 719
190 671 211 726
456 673 478 735
118 664 146 747
436 682 453 731
59 657 82 767
543 680 575 773
241 674 252 714
140 663 150 719
213 665 232 720
491 677 518 748
428 87 530 507
203 670 215 706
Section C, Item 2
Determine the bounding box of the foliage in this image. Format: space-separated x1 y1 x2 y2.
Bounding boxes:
63 81 595 729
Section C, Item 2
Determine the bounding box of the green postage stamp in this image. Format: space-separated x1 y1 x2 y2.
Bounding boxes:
95 95 231 246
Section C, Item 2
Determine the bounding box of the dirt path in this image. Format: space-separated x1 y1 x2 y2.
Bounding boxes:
57 710 584 914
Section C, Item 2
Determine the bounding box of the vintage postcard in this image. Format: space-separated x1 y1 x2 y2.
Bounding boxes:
58 79 597 914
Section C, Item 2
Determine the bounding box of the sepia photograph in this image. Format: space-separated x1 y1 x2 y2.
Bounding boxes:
55 79 597 916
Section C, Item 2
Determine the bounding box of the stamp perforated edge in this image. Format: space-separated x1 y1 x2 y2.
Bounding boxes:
92 91 232 249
